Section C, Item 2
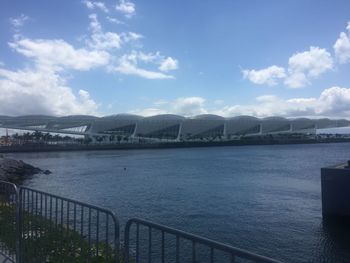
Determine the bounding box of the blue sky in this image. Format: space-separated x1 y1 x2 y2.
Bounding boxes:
1 0 350 118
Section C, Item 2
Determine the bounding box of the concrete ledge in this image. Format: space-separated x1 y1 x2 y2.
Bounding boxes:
321 161 350 219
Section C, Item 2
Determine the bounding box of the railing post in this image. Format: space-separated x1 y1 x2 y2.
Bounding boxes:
15 186 21 263
124 220 132 263
114 216 120 263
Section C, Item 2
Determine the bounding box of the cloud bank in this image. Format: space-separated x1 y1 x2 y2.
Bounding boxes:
131 86 350 118
243 47 334 88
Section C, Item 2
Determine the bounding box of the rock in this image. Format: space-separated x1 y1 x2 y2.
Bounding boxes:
0 158 46 183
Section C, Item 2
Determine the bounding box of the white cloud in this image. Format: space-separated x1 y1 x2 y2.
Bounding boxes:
88 14 122 50
9 37 110 71
283 72 309 89
82 1 109 13
242 65 286 86
288 47 333 78
172 97 207 116
130 108 167 117
244 23 350 89
114 55 174 79
121 32 143 42
159 57 179 72
0 67 99 116
153 99 168 106
91 31 122 50
255 95 279 103
130 87 350 118
285 46 333 88
84 15 179 79
113 51 176 79
88 13 102 32
217 86 350 118
106 16 124 25
10 14 29 29
0 5 180 116
243 47 333 89
316 86 350 115
87 14 142 50
130 97 207 117
116 0 135 18
334 22 350 64
129 51 178 71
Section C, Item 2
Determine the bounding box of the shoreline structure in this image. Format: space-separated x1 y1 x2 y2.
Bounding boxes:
1 137 350 153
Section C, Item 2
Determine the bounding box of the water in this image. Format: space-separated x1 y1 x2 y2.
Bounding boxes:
6 143 350 262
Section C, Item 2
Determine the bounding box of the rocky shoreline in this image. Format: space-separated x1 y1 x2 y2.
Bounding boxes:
0 155 50 183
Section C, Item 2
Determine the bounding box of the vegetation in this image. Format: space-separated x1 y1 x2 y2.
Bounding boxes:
0 131 88 146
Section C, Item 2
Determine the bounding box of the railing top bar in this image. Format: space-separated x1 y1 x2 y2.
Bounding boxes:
19 186 119 225
126 218 283 263
0 180 18 191
0 181 19 198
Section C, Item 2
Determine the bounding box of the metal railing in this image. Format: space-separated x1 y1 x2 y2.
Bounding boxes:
0 180 283 263
0 181 120 263
124 218 282 263
19 187 120 262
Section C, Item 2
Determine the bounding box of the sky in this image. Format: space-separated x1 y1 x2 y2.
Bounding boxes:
1 0 350 118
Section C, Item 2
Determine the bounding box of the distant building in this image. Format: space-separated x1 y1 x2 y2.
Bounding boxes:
0 114 349 143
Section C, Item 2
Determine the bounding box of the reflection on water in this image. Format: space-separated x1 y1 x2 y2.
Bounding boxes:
313 219 350 262
7 143 350 262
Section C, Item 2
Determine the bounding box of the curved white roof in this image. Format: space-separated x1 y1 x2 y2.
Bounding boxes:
142 114 185 121
102 114 143 121
0 115 13 120
58 115 98 120
261 117 290 133
1 114 349 137
14 115 57 120
315 118 335 129
228 115 260 121
262 116 288 121
192 114 225 121
336 119 350 127
290 118 315 131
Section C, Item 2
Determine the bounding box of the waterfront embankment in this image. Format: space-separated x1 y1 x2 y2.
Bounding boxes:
1 137 350 153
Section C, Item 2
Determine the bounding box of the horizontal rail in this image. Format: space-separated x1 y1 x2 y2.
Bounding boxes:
19 187 118 221
125 218 283 263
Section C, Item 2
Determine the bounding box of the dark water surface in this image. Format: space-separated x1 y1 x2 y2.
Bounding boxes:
7 143 350 262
